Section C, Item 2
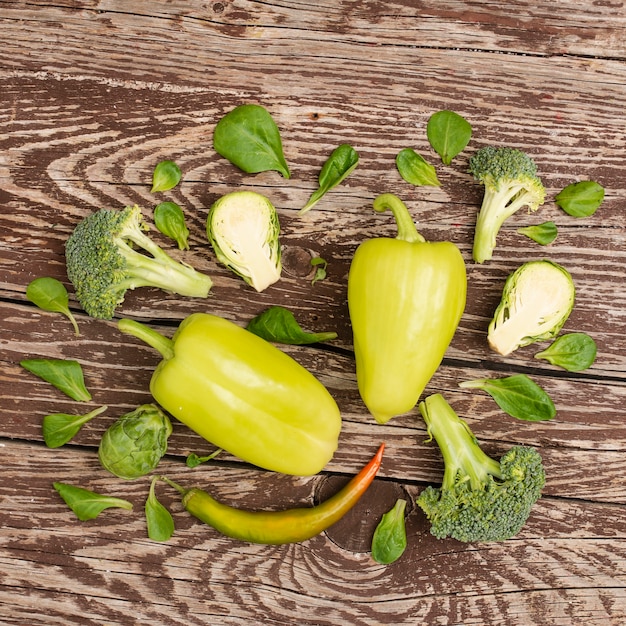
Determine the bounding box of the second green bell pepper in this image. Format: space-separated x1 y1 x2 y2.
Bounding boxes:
118 313 342 476
348 193 467 424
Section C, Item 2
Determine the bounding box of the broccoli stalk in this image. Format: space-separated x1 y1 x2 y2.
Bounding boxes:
469 146 546 264
65 205 212 319
416 393 545 542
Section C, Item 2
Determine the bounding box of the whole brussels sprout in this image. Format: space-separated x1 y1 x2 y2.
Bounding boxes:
98 404 172 479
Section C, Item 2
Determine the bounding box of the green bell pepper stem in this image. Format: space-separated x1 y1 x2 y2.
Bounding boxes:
373 193 426 243
118 318 175 361
160 443 385 545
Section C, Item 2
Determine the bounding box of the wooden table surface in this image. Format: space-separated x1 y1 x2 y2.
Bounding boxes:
1 1 625 624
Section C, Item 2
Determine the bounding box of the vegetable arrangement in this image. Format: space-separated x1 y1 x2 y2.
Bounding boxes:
20 102 604 561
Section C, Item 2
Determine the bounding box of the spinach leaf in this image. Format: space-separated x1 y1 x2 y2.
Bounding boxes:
151 160 182 193
26 276 80 336
300 144 359 213
146 477 175 542
459 374 556 422
555 180 605 218
517 221 558 245
395 148 440 187
310 256 328 285
154 201 190 250
186 448 222 468
246 306 337 345
21 358 92 402
53 482 133 521
426 110 472 165
535 332 597 371
213 104 290 178
43 405 108 448
371 499 407 565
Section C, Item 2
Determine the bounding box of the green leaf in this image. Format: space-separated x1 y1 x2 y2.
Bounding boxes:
310 256 328 286
186 449 222 468
213 104 290 178
426 110 472 165
154 202 190 250
535 332 597 372
26 276 80 336
371 499 407 565
395 148 440 187
42 405 108 448
20 358 92 402
555 180 605 218
517 221 558 245
53 482 133 521
246 305 337 345
459 374 556 422
300 144 359 213
151 160 182 193
146 477 175 542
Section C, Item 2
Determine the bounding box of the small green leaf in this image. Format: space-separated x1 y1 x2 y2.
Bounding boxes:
371 499 407 565
151 160 182 193
396 148 440 187
300 144 359 213
459 374 556 422
555 180 605 218
213 104 290 178
53 482 133 521
310 256 328 286
517 221 558 245
154 202 190 250
186 449 222 468
26 277 80 336
146 477 175 542
21 359 92 402
43 405 108 448
247 306 337 345
426 110 472 165
535 332 597 372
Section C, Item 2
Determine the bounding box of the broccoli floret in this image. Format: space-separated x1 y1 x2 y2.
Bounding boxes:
469 146 546 264
416 393 545 542
65 205 212 319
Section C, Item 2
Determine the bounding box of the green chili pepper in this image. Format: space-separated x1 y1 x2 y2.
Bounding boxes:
118 313 342 476
162 443 384 545
348 193 467 424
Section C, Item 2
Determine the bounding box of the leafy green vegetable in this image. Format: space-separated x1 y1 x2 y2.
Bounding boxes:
186 449 222 468
300 144 359 213
213 104 290 178
311 256 328 285
42 405 108 448
53 482 133 521
535 332 597 372
146 476 175 542
517 221 558 245
426 110 472 165
20 358 92 402
26 277 80 336
459 374 556 422
151 160 182 193
246 306 337 345
555 180 605 218
395 148 440 187
371 499 407 564
154 201 190 250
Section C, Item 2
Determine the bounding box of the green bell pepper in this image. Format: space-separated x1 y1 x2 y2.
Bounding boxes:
118 313 342 476
348 193 467 424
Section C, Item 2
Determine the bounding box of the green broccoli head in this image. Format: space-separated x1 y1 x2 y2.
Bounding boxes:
65 205 212 319
416 393 546 542
469 146 546 264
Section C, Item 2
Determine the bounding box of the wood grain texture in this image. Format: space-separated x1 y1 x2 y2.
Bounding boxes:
1 1 625 624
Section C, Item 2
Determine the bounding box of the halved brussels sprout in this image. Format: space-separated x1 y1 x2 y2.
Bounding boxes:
488 260 575 356
207 191 282 292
